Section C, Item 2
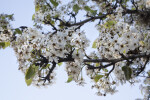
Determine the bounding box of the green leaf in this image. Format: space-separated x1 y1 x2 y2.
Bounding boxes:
94 75 103 82
43 64 50 69
5 42 10 48
0 42 10 49
32 14 35 20
50 20 55 25
86 62 91 64
123 50 126 54
0 42 5 49
102 68 108 72
139 41 145 46
50 0 58 7
54 14 59 18
84 6 97 16
58 62 63 66
66 76 73 83
1 16 5 20
92 40 97 48
35 4 40 12
98 12 103 16
25 65 39 80
15 28 22 34
73 4 80 13
25 78 33 86
104 20 116 28
95 63 100 67
107 20 116 26
147 71 150 77
90 10 97 16
122 66 132 80
25 65 38 86
131 7 136 10
84 6 91 11
46 14 51 20
7 14 14 19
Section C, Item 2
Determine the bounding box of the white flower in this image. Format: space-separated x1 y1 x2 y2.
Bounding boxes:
146 0 150 8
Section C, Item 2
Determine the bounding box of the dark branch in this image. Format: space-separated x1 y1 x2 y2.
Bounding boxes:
65 13 112 27
84 52 150 63
41 61 56 83
136 58 150 76
86 52 150 69
107 64 115 77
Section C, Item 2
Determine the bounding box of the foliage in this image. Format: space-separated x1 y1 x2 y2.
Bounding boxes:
0 0 150 100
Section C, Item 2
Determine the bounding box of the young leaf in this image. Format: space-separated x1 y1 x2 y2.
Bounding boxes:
102 68 108 72
104 20 116 28
35 4 40 12
139 41 144 46
90 10 97 16
95 63 100 67
1 16 5 20
7 14 14 19
94 75 103 82
50 0 58 7
32 14 35 20
58 62 63 66
0 42 5 49
123 50 126 54
15 28 22 34
147 71 150 77
66 76 73 83
92 40 97 48
84 6 97 16
73 4 80 13
25 65 38 80
42 64 50 69
5 42 10 48
84 6 91 11
25 78 33 86
122 66 132 80
0 42 10 49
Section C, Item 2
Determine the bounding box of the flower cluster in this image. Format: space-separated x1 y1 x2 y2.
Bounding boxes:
0 0 150 99
96 7 149 59
0 14 14 42
11 26 89 86
94 77 118 96
88 6 150 97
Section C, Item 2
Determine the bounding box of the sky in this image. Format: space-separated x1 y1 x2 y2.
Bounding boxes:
0 0 143 100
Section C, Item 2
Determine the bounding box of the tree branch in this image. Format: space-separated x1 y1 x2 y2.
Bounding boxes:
41 61 56 83
136 57 150 76
107 64 115 77
65 13 112 27
86 52 150 69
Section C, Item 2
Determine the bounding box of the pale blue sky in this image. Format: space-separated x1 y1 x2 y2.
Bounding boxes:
0 0 143 100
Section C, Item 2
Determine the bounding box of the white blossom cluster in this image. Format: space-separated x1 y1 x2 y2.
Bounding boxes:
33 0 100 25
94 77 118 96
0 14 13 42
11 26 89 86
146 0 150 8
83 6 150 97
139 85 150 100
136 70 150 100
96 7 150 59
65 62 81 82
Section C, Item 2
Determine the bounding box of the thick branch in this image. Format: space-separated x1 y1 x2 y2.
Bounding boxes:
86 52 150 69
65 13 112 27
58 52 150 63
